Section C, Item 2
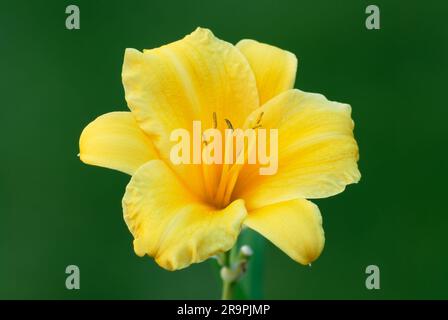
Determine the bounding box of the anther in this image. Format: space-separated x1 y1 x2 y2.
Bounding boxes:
213 111 217 129
224 119 234 130
256 111 264 125
202 133 208 146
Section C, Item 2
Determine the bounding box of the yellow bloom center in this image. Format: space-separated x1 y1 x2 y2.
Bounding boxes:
200 111 267 209
202 113 244 208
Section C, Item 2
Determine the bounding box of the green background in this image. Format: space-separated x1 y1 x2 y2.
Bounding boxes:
1 0 447 299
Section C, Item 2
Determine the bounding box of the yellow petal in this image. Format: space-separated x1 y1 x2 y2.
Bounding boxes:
234 89 360 210
79 112 157 175
122 160 247 271
122 27 259 197
244 199 324 265
237 39 297 105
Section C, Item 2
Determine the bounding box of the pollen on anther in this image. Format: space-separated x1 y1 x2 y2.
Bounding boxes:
256 111 264 125
212 111 217 129
224 119 234 130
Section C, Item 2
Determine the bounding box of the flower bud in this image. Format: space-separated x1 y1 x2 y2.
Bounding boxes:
220 267 237 282
240 245 253 257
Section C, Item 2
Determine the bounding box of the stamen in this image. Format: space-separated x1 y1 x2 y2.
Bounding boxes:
256 111 264 125
215 126 233 207
201 153 216 201
215 151 231 205
202 112 223 204
213 111 217 129
223 169 239 206
222 135 257 205
251 112 264 129
224 119 234 130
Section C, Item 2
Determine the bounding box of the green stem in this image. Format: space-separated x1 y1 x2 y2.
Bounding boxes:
220 250 231 300
220 247 238 300
221 278 232 300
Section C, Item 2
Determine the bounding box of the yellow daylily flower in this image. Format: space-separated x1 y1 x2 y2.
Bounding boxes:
79 27 360 271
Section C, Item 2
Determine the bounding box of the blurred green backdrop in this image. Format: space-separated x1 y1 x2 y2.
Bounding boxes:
1 0 447 299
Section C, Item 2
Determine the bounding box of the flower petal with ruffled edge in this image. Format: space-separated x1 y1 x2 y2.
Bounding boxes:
237 39 297 105
234 89 360 210
122 160 247 271
245 199 325 265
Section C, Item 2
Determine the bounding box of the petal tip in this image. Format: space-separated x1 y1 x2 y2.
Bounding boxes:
189 27 215 41
133 238 146 258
